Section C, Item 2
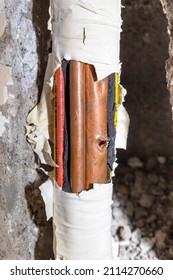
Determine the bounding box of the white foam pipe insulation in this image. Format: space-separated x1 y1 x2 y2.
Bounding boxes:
26 0 130 260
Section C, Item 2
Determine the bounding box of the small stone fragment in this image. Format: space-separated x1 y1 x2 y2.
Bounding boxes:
139 193 153 208
117 225 132 240
131 229 142 245
128 157 144 168
140 237 154 254
157 156 166 164
155 230 168 249
147 214 156 223
130 170 146 198
125 201 134 217
148 249 158 260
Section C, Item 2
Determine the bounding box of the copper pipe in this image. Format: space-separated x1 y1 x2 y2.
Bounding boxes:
70 60 85 193
54 67 65 188
85 64 108 190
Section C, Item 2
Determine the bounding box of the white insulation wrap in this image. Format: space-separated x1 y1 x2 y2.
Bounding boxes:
53 183 113 260
50 0 122 81
26 0 123 166
27 0 126 260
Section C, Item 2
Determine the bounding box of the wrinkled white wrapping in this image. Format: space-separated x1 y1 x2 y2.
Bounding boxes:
26 54 56 166
115 84 130 150
53 183 113 260
115 104 130 150
27 0 125 260
50 0 121 80
40 179 53 220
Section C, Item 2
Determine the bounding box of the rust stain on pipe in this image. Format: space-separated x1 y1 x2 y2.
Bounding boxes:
70 60 86 193
85 64 108 190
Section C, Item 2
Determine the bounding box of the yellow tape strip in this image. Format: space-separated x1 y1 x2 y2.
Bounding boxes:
110 73 122 179
114 73 122 128
53 75 57 181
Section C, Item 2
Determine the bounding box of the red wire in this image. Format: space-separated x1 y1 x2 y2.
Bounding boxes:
55 67 65 188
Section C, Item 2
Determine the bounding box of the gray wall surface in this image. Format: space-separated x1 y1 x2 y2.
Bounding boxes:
0 0 52 259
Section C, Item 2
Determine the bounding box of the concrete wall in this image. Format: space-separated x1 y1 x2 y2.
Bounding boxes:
0 0 52 259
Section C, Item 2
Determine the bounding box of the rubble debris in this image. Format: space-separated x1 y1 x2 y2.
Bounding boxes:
112 156 173 259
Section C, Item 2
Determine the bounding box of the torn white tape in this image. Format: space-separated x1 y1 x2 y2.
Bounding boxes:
53 182 113 260
115 84 130 150
39 180 116 259
40 179 119 259
27 53 54 137
40 179 53 221
26 54 56 166
115 104 130 150
50 0 122 81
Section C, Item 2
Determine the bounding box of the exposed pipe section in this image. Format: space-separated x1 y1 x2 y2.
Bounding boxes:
70 60 86 193
85 64 108 190
55 67 65 188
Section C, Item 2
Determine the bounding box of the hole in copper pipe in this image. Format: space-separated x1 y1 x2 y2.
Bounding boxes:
97 138 109 151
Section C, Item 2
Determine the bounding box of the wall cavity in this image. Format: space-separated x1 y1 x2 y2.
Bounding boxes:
119 0 172 160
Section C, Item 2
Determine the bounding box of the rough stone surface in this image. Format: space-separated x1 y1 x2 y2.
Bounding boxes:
0 0 52 259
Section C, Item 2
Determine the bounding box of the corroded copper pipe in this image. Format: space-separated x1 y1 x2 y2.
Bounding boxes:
85 64 108 190
70 60 85 193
